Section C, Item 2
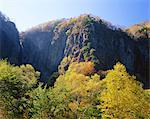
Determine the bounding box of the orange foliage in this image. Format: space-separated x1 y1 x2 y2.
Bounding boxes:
68 62 96 76
68 102 78 112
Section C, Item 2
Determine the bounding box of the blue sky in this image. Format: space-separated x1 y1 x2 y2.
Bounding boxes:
0 0 149 31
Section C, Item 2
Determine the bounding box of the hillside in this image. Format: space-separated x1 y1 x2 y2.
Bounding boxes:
126 21 150 39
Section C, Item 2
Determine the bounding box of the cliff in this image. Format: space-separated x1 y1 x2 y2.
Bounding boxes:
126 21 150 88
0 13 149 88
0 12 21 64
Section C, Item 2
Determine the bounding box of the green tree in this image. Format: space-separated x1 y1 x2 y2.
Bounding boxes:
0 60 40 119
28 84 52 119
29 83 70 119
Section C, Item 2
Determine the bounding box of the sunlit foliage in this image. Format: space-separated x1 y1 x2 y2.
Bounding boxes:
67 61 96 75
53 71 102 118
0 60 149 119
100 63 150 118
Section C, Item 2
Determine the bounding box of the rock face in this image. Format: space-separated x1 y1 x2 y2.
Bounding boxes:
20 15 149 87
126 21 150 88
134 39 149 88
0 13 149 88
0 12 21 64
20 20 67 82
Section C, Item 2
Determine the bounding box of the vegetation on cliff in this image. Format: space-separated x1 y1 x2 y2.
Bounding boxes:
126 21 150 39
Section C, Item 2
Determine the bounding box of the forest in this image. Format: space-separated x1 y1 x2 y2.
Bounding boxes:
0 60 150 119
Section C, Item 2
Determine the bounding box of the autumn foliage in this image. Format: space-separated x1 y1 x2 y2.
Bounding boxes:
67 61 96 75
0 60 150 119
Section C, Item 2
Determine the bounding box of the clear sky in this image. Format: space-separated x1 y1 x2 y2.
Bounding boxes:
0 0 149 31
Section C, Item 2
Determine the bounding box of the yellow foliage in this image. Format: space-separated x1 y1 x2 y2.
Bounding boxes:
101 63 150 119
1 60 149 118
54 70 102 118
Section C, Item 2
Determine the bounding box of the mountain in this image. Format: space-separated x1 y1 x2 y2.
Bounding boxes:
126 21 150 39
0 13 149 88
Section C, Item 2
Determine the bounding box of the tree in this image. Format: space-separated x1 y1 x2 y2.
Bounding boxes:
0 60 40 118
1 60 149 119
29 83 70 119
28 84 52 119
53 64 102 118
100 63 150 119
